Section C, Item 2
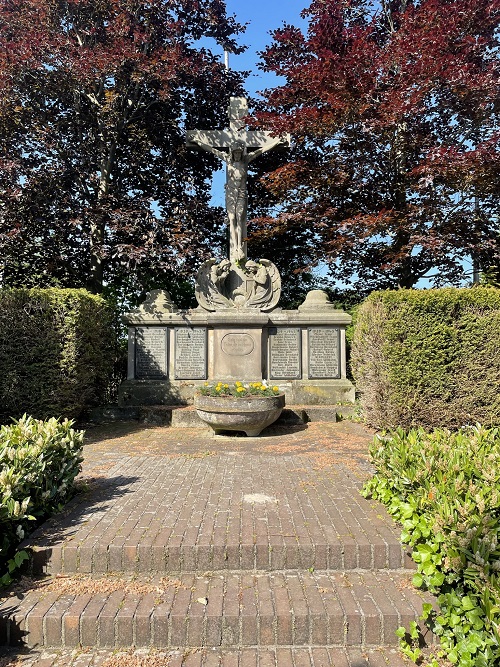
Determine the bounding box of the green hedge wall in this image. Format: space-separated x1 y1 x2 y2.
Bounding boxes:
351 287 500 430
0 288 116 422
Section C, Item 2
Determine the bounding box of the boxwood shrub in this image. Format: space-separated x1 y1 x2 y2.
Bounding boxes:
1 415 84 585
351 287 500 430
363 425 500 667
0 288 116 422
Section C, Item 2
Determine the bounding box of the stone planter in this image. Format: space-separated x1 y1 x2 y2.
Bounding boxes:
194 393 285 436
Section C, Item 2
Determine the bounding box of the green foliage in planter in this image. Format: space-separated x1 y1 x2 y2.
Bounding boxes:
362 425 500 667
198 381 281 397
351 287 500 429
0 288 117 421
0 415 84 585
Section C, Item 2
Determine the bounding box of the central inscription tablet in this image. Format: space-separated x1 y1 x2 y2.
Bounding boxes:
174 327 207 379
221 333 255 356
269 327 301 379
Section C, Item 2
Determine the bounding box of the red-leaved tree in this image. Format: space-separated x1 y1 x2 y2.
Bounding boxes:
253 0 499 292
0 0 244 297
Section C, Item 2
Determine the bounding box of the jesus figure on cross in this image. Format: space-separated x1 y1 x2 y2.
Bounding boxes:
187 97 290 263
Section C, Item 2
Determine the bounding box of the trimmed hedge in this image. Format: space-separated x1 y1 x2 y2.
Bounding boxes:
0 288 116 422
1 415 84 585
351 288 500 430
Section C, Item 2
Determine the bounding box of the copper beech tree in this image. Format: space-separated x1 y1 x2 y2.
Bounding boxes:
252 0 499 292
0 0 244 295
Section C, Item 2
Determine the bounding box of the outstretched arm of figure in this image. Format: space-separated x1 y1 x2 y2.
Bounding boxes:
187 140 229 163
246 136 288 163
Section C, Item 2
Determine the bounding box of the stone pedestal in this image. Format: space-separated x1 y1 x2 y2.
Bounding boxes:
119 289 355 407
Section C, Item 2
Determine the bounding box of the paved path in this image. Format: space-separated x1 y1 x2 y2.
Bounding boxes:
0 420 433 666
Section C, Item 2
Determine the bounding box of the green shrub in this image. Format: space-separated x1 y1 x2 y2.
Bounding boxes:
0 415 84 584
351 287 500 429
0 288 117 422
363 426 500 667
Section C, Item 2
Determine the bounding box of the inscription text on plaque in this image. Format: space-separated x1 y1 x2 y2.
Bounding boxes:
221 333 255 356
269 327 301 379
135 327 168 379
308 328 340 379
174 327 207 379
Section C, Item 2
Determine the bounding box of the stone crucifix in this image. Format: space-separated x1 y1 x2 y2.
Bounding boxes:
187 97 290 263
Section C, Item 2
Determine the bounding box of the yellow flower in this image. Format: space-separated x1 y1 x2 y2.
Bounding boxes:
273 386 279 392
235 381 242 387
237 386 245 393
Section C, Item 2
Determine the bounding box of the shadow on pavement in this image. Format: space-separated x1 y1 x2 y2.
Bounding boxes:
17 475 139 571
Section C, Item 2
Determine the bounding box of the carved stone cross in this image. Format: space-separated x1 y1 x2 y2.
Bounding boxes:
187 97 290 263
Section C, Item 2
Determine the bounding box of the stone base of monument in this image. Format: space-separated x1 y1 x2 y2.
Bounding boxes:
118 289 355 410
285 380 355 404
118 379 194 407
117 378 355 407
88 403 354 427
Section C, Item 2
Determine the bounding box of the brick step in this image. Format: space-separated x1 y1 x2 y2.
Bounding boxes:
24 454 413 576
0 570 434 650
30 538 414 576
0 645 417 666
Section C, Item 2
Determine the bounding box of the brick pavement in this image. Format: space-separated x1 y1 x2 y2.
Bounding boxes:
0 420 434 666
0 646 413 667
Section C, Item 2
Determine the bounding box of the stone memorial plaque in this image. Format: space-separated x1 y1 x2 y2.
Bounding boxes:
269 327 301 379
135 327 168 379
221 333 255 356
174 327 207 379
308 328 340 379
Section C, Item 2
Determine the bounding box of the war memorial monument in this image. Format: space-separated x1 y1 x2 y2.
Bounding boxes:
119 97 355 409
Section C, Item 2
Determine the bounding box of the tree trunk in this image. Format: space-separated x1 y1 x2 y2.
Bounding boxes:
87 141 116 293
88 219 105 293
392 121 416 288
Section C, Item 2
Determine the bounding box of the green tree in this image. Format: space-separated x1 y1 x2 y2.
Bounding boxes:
0 0 245 294
254 0 500 292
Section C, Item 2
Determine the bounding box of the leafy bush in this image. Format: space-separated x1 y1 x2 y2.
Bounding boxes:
363 425 500 667
0 288 117 422
0 415 84 585
351 287 500 429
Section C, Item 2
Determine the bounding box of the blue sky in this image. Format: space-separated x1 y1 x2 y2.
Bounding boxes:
205 1 475 287
221 0 309 97
206 1 309 208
